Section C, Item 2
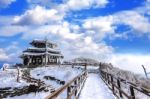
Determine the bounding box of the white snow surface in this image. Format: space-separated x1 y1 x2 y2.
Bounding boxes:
6 91 50 99
11 66 82 99
0 69 28 88
0 66 116 99
79 73 115 99
31 66 82 81
0 66 83 99
30 66 83 89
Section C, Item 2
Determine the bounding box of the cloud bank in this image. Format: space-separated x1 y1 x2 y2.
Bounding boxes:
0 0 150 75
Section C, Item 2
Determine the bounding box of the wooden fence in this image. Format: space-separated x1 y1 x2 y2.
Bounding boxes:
45 71 87 99
99 68 150 99
61 63 87 70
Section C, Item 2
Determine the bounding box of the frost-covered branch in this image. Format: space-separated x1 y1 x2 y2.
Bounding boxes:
142 65 150 79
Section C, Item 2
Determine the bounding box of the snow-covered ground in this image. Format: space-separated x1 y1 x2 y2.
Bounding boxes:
75 65 99 73
75 65 99 69
0 66 83 99
31 66 83 89
79 73 115 99
6 92 50 99
0 69 28 88
31 66 82 81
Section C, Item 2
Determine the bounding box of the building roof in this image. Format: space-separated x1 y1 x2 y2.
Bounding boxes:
30 39 57 47
20 52 63 57
20 39 64 59
24 47 61 53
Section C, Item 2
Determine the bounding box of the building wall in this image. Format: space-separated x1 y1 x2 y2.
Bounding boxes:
23 55 60 67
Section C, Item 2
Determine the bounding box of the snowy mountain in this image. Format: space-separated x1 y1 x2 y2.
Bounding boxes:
64 57 99 65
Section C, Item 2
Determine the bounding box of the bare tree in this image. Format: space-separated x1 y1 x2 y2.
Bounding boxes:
17 67 20 82
2 63 8 71
142 65 150 79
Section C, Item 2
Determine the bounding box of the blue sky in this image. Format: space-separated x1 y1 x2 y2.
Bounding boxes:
0 0 150 73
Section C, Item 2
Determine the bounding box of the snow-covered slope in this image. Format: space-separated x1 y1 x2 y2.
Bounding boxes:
0 66 83 99
30 66 83 88
0 69 28 88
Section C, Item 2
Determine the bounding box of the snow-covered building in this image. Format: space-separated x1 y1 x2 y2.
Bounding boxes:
20 39 63 67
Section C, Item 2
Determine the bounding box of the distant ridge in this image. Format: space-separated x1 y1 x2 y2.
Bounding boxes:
64 57 99 65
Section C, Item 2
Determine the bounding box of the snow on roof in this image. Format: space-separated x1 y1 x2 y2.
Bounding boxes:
26 47 61 53
31 39 57 46
22 52 63 57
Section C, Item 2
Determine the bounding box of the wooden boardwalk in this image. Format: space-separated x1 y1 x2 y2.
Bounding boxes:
79 73 115 99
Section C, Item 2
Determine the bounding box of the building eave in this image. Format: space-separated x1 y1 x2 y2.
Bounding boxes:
21 52 63 57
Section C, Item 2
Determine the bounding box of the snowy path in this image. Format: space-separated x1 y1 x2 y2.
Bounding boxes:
79 73 115 99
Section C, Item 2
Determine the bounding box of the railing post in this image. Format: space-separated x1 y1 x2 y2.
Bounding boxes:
84 63 87 70
107 74 110 84
129 86 135 99
111 75 114 94
117 79 122 98
102 71 104 78
104 72 105 80
81 75 83 83
99 62 101 71
67 86 71 99
72 63 75 68
78 77 81 87
105 73 107 81
74 80 77 96
45 71 87 99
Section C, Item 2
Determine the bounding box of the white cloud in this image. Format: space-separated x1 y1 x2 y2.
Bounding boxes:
14 0 109 26
109 54 150 74
114 11 150 34
0 48 9 61
27 0 50 4
0 16 28 37
65 0 108 10
83 16 114 32
83 16 115 40
22 21 83 40
82 37 112 54
0 16 14 25
61 36 113 60
0 25 27 36
0 0 16 8
0 0 149 70
27 0 60 7
82 8 150 40
18 22 113 61
27 0 108 11
13 6 64 25
0 42 23 63
7 43 22 62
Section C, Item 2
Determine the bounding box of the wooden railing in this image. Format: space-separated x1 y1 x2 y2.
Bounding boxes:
99 68 150 99
45 71 87 99
62 62 99 67
61 63 87 70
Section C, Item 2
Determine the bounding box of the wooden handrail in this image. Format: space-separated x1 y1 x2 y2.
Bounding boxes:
99 68 150 99
45 71 87 99
62 63 98 66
